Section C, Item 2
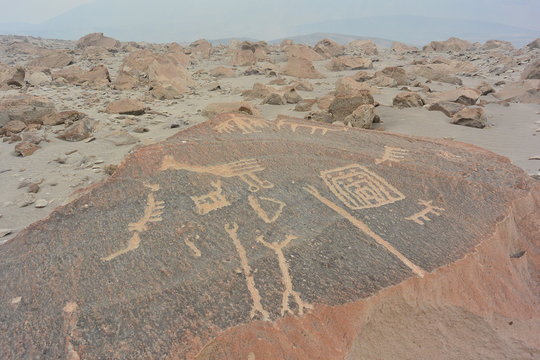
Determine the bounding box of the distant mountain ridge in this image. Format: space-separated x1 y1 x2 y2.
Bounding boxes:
268 33 395 48
295 15 539 47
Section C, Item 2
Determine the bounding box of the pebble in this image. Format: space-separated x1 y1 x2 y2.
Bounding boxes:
0 228 12 238
18 193 37 207
34 199 49 208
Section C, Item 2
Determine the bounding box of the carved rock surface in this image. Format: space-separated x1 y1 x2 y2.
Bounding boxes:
0 114 539 359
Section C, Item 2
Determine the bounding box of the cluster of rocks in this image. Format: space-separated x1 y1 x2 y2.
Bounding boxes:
0 32 539 243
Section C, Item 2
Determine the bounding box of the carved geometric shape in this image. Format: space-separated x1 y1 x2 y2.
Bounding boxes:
321 164 405 210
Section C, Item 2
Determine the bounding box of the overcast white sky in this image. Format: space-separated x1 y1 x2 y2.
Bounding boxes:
1 0 539 30
1 0 91 24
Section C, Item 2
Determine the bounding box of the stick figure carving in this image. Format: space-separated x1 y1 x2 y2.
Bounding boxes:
256 234 313 316
224 223 270 321
405 200 445 225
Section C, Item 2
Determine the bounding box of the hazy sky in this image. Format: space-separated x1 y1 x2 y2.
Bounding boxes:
1 0 539 30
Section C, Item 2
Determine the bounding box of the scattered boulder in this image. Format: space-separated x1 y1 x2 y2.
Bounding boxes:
114 50 195 94
43 111 87 126
52 65 111 88
477 82 495 96
313 39 345 58
407 65 463 85
283 44 323 61
326 56 372 71
209 66 236 78
393 92 425 108
28 50 74 69
14 142 40 156
230 41 268 66
328 90 374 121
347 40 378 56
25 71 51 86
0 94 56 127
201 102 261 118
187 39 212 59
521 60 540 80
262 93 286 105
481 40 514 51
316 95 335 111
294 99 317 112
375 67 408 86
431 88 481 106
335 77 378 96
451 107 487 128
428 102 466 118
106 99 146 115
76 33 120 50
290 80 314 92
423 37 473 52
242 83 279 100
57 117 95 141
526 38 540 50
149 85 184 100
343 104 377 128
283 88 303 104
494 80 540 104
281 57 324 79
391 42 418 54
104 130 140 146
0 63 25 88
3 120 27 133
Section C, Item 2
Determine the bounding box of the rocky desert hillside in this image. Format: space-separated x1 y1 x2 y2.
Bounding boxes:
0 33 539 359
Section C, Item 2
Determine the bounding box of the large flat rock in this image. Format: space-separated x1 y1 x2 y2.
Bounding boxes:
1 113 539 359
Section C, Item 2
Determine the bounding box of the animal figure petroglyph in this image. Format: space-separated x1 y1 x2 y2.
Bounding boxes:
257 234 313 316
375 146 409 165
276 118 348 135
191 180 230 215
214 114 271 134
102 185 164 261
224 223 270 321
320 164 405 210
160 156 273 192
304 185 426 278
405 200 445 225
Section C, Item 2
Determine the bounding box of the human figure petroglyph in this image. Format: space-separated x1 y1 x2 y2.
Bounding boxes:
224 223 270 321
160 156 273 193
248 195 286 224
405 200 445 225
375 146 409 165
191 180 231 215
276 118 348 135
102 184 164 261
214 114 271 134
304 185 426 278
256 234 313 316
321 164 405 210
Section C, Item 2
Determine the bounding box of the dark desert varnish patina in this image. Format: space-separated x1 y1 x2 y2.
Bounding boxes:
0 113 538 359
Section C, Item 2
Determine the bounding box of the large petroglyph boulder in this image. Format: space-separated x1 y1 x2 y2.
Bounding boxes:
1 113 539 359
